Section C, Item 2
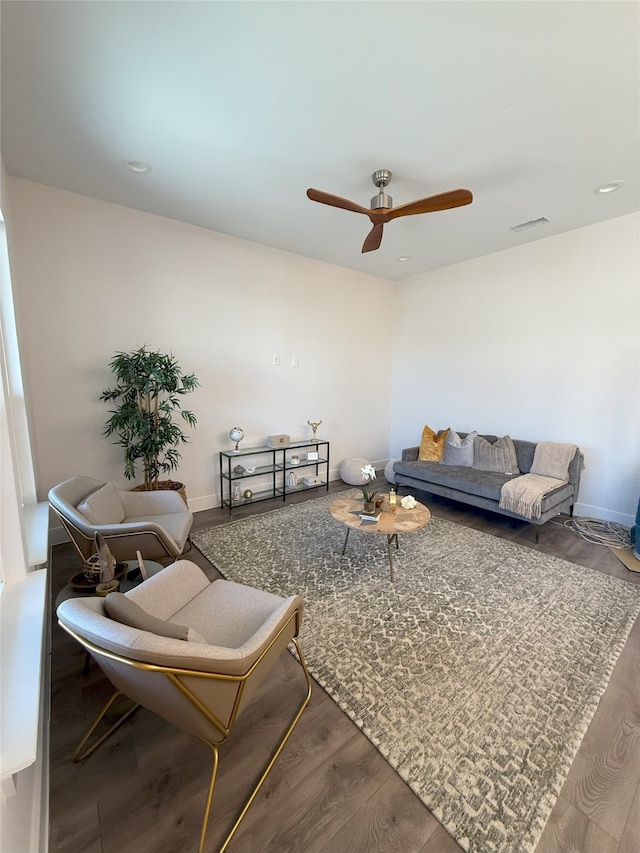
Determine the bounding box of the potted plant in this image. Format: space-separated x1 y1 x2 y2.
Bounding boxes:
100 346 199 495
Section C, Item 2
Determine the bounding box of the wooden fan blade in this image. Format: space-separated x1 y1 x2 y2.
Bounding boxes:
361 222 384 253
306 188 370 216
386 189 473 220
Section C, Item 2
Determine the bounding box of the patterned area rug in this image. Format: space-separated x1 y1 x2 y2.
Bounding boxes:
193 493 640 853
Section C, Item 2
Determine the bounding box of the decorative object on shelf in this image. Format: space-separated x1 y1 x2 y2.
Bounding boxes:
243 489 253 499
286 471 298 489
290 455 300 465
307 419 322 442
82 554 103 584
266 434 290 448
74 561 126 591
96 580 119 596
95 532 116 583
360 463 378 508
232 483 243 502
233 464 245 475
245 466 256 474
229 427 245 453
303 475 324 487
307 450 319 462
100 345 198 492
401 495 417 510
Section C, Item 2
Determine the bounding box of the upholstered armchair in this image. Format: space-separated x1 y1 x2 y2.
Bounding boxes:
48 475 193 565
56 560 312 853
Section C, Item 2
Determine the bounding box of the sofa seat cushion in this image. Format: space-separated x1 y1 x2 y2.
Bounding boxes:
125 512 192 549
393 460 519 501
174 580 289 649
393 460 576 512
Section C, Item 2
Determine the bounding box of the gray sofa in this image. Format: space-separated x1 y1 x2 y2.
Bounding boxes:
392 432 583 541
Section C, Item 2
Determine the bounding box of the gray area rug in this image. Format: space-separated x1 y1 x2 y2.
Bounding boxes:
193 493 640 853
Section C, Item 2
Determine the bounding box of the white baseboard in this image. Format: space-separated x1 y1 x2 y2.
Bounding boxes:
574 502 634 529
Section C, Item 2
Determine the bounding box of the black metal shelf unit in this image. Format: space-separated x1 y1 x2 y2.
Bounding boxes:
219 439 330 511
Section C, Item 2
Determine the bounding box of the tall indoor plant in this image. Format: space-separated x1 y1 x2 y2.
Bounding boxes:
100 346 199 491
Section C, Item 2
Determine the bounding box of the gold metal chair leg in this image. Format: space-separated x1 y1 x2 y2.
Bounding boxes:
202 637 313 853
72 689 140 763
198 742 220 853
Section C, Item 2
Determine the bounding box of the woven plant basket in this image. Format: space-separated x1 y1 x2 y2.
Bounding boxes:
131 480 188 505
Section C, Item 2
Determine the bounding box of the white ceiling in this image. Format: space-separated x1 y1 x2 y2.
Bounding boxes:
1 0 638 281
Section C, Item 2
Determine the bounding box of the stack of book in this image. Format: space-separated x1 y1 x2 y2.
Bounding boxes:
359 507 381 522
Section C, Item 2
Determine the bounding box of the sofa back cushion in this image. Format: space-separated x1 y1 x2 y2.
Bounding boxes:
512 439 537 474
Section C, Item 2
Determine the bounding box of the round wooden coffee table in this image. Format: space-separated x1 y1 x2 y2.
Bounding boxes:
329 493 431 581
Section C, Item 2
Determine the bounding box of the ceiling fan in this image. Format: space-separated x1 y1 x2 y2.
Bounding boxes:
306 170 473 254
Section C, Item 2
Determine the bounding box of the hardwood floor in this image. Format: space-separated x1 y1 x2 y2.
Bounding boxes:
48 482 640 853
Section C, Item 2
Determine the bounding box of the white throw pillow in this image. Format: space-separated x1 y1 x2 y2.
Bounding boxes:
77 482 125 525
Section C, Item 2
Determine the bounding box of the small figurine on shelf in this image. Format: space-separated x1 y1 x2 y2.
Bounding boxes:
307 419 322 442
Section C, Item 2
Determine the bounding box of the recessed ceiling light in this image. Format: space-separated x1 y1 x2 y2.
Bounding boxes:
122 160 152 174
396 256 411 262
594 181 623 194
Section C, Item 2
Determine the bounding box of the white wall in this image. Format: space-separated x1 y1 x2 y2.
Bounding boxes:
6 178 394 513
390 213 640 526
6 178 638 527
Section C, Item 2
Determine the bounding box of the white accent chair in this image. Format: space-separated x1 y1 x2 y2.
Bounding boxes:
56 560 312 853
48 475 193 565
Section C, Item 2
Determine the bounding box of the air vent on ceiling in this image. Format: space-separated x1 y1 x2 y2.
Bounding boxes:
511 217 550 232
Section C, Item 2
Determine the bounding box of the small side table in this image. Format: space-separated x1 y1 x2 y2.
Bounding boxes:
329 494 431 582
55 559 166 609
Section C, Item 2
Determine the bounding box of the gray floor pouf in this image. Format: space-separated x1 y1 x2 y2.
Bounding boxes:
339 457 370 486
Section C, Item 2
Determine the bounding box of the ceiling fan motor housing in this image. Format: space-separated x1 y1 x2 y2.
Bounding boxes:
371 169 393 209
371 191 393 210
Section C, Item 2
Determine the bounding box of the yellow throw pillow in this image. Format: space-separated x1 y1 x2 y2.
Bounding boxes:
418 425 450 461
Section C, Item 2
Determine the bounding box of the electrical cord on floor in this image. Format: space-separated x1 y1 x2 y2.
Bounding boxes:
564 516 633 549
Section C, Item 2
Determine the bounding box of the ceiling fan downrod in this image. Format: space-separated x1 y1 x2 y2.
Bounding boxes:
371 169 393 210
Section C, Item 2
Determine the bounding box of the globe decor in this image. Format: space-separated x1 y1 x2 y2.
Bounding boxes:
100 346 199 494
229 427 245 453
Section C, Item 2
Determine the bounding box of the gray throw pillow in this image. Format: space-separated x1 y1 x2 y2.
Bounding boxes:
105 592 189 640
472 435 520 474
77 482 125 525
441 430 477 467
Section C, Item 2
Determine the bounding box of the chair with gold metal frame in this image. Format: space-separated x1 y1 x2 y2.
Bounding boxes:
56 560 312 853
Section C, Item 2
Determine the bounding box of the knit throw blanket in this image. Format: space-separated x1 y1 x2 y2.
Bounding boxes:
499 442 578 520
